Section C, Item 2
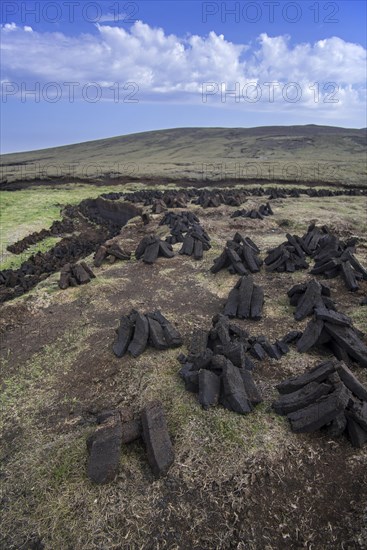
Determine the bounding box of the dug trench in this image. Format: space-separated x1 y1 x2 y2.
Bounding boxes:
1 193 367 549
0 197 142 303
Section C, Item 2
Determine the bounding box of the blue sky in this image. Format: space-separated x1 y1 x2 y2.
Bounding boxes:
1 0 366 153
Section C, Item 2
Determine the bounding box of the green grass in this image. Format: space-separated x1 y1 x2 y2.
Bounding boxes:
0 184 120 247
51 440 86 486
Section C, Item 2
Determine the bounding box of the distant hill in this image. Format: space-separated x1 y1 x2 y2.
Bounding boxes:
1 125 366 188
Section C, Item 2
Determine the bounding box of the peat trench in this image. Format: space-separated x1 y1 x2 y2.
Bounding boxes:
0 198 141 302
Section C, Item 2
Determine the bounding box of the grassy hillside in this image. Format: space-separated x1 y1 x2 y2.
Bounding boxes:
1 125 366 187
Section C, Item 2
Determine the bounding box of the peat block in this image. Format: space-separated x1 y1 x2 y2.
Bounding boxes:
58 261 95 289
179 317 265 415
221 363 252 414
141 401 175 477
198 369 221 409
273 359 367 446
87 412 123 484
346 417 367 448
273 381 331 415
87 404 174 481
150 311 183 347
135 235 174 264
287 384 351 433
295 303 367 368
223 275 264 320
211 233 261 275
127 313 150 358
113 315 134 357
276 360 336 394
113 310 182 358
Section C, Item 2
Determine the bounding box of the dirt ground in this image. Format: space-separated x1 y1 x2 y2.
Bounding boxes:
1 194 367 549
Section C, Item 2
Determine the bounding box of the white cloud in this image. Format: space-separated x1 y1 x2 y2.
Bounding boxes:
252 33 366 84
0 22 365 123
2 22 17 31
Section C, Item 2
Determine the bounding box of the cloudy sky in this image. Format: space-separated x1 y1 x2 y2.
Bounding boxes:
1 0 366 152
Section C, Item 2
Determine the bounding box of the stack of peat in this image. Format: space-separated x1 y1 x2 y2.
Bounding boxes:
266 188 294 200
223 274 264 320
159 210 211 260
151 193 188 211
178 225 211 260
178 315 293 406
268 189 287 200
59 261 95 289
231 202 273 219
195 191 223 208
160 211 200 244
222 192 243 207
299 224 332 255
135 235 174 264
211 233 262 275
296 308 367 368
246 328 302 361
178 315 262 413
7 228 53 254
87 401 174 483
114 187 367 207
113 310 182 358
272 359 367 447
264 233 309 273
288 279 336 320
94 242 131 267
194 189 244 207
163 191 188 209
263 223 367 283
304 225 367 291
152 199 167 214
